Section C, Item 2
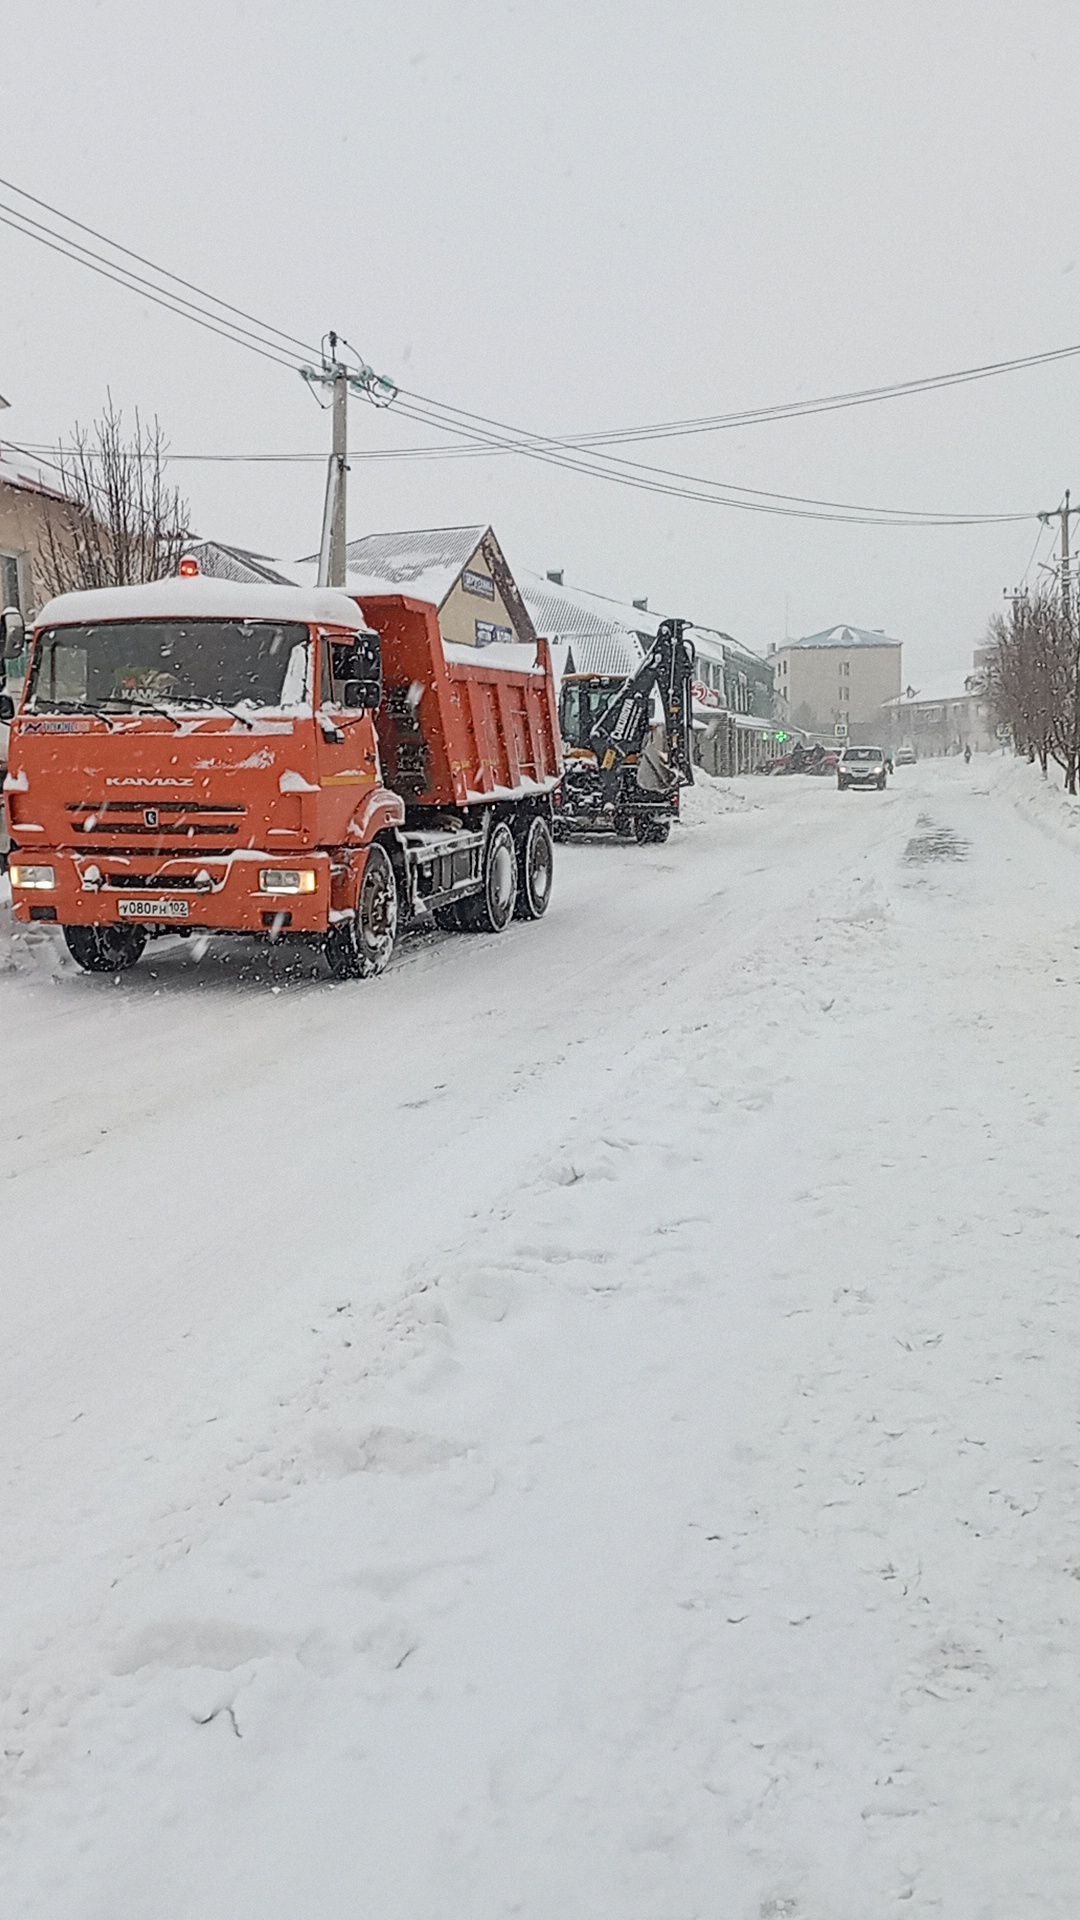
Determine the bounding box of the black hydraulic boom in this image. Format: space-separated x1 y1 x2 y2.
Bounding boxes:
588 617 696 803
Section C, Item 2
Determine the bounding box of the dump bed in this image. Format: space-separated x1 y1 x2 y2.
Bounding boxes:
359 595 562 809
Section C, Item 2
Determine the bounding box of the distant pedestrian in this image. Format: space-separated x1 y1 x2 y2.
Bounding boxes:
964 744 972 765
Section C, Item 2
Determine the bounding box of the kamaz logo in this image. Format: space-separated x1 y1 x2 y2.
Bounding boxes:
144 807 160 828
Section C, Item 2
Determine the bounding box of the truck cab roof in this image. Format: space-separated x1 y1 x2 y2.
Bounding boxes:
35 577 374 632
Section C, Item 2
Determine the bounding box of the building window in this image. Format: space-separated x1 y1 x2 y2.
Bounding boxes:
1 551 25 611
840 685 849 701
842 660 850 676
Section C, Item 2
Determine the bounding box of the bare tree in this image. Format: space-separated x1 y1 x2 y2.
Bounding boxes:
39 396 191 598
986 587 1080 786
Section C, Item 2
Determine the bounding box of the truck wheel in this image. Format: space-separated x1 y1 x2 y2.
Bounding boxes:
455 821 518 932
634 815 670 845
514 816 554 920
63 924 147 973
324 844 398 979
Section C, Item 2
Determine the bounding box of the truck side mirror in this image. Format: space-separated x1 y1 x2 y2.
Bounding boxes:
0 606 24 692
333 630 382 710
1 606 25 658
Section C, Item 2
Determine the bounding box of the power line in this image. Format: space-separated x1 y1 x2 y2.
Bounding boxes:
0 173 320 362
21 427 1030 525
0 175 1048 526
0 209 304 374
5 174 1078 459
399 397 1029 523
19 416 1032 527
395 339 1080 448
1018 517 1052 590
384 393 1032 527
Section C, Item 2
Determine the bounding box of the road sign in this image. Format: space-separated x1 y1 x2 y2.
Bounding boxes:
834 722 848 739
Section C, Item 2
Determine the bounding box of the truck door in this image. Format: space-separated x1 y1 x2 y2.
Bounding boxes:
315 626 380 814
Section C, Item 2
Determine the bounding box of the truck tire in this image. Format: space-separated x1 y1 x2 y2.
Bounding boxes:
513 816 554 920
63 923 147 973
324 844 398 979
634 815 670 845
454 821 518 932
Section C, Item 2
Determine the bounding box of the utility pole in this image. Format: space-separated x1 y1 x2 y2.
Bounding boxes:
301 336 397 589
328 343 348 589
1038 492 1075 622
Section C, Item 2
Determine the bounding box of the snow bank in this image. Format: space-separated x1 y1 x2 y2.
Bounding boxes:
982 751 1080 847
680 767 758 826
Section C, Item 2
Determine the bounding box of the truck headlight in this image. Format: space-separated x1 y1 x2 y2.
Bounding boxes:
10 864 56 890
258 868 317 895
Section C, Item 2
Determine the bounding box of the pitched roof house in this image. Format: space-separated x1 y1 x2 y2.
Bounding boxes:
193 523 537 650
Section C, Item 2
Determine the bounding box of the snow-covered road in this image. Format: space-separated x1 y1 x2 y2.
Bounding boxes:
4 759 1080 1918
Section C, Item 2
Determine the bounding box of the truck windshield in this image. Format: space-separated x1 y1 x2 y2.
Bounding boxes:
26 620 310 714
559 681 618 747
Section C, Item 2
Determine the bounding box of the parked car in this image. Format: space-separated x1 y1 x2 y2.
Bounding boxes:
837 745 888 791
895 745 917 766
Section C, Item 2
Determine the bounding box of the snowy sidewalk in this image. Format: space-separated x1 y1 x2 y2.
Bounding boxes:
4 764 1080 1917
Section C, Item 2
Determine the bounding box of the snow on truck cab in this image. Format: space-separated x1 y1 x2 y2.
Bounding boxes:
1 571 562 977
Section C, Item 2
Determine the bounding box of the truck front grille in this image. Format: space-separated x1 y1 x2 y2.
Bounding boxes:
67 800 246 846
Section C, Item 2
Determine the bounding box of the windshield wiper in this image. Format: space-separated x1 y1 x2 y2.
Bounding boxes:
26 698 127 732
166 695 256 731
94 698 182 731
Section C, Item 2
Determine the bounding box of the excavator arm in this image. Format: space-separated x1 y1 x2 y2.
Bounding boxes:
589 617 696 802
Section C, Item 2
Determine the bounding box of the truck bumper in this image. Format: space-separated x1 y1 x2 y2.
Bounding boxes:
8 849 335 935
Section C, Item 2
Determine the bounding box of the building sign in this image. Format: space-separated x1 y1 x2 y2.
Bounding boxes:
462 567 496 601
691 678 723 710
475 620 514 648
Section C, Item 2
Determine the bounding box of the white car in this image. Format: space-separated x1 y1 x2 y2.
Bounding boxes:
837 745 888 791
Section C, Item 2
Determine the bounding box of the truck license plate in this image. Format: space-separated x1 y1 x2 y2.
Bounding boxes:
117 897 191 921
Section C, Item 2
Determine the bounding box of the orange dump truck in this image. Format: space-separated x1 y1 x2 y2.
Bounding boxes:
1 571 561 976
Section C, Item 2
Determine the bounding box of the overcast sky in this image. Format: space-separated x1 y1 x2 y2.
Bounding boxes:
4 0 1080 680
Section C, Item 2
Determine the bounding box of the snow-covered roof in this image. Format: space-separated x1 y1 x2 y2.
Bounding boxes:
567 631 646 676
185 540 292 586
35 577 372 631
884 672 983 708
520 572 645 676
0 444 68 503
784 623 901 650
521 567 763 674
296 525 487 607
